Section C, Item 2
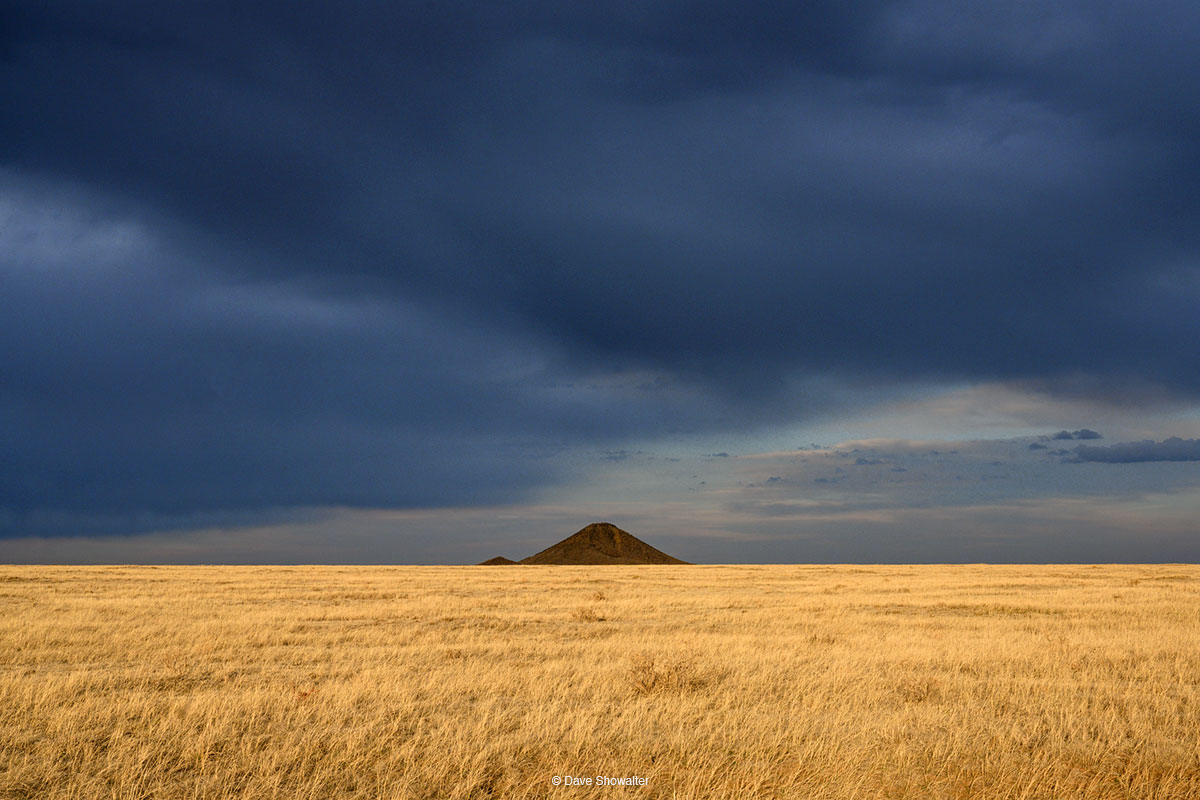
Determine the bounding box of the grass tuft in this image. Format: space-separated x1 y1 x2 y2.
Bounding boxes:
571 607 604 622
627 652 713 695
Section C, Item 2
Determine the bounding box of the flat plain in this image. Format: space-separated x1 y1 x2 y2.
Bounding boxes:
2 564 1199 799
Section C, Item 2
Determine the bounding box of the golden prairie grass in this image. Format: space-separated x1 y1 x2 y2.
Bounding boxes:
1 564 1199 799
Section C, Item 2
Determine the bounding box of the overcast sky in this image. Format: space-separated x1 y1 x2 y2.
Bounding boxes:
3 2 1199 563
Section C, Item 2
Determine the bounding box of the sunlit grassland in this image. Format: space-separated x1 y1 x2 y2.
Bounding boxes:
2 564 1199 799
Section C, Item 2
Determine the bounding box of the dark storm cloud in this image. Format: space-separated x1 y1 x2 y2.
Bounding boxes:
1070 438 1200 464
1044 429 1103 441
1 176 754 536
3 1 1200 535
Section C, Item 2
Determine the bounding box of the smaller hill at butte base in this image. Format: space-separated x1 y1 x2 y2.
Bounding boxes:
478 522 688 565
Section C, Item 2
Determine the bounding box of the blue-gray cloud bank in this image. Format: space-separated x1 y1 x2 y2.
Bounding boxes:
2 2 1199 543
1071 438 1200 464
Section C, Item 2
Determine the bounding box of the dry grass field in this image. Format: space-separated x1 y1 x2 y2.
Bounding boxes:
2 564 1199 800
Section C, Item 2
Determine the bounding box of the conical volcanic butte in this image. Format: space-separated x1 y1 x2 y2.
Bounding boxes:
516 522 688 565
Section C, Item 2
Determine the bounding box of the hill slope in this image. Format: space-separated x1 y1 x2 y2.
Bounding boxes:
477 556 519 565
519 522 687 565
